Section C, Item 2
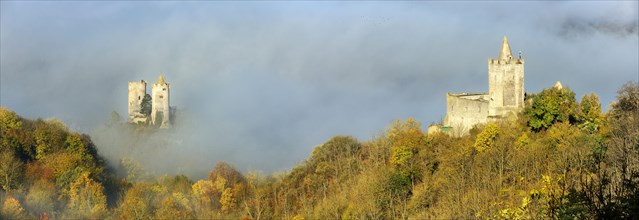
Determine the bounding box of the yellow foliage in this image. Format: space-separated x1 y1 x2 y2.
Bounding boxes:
390 145 413 168
474 123 500 152
155 193 194 219
215 176 228 193
66 172 107 218
220 187 236 213
151 184 168 195
0 107 22 130
515 132 530 150
117 182 155 219
387 118 426 151
41 152 81 177
191 180 215 218
1 196 25 218
192 180 214 199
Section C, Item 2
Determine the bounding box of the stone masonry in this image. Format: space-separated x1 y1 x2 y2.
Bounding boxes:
127 75 171 128
443 36 525 135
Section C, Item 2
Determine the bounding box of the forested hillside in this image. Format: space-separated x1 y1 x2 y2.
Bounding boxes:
1 81 637 219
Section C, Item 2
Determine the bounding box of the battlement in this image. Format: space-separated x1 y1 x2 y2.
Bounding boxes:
128 80 146 85
488 58 524 65
447 92 489 101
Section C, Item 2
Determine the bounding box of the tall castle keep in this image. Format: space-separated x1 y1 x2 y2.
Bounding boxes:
443 36 524 135
151 75 170 128
128 75 171 128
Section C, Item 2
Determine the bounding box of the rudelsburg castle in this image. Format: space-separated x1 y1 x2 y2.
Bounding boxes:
443 36 525 135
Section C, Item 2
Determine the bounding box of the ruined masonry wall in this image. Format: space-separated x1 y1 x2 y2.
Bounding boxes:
151 82 170 128
444 94 489 134
128 81 146 121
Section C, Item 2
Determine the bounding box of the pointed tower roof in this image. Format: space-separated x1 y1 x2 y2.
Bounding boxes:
554 81 563 90
157 74 166 85
498 35 513 60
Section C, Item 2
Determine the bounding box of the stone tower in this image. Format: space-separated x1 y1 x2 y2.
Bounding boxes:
151 75 171 128
487 36 525 118
443 36 525 136
128 80 147 122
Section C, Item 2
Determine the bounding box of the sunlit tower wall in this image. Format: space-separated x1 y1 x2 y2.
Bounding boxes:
127 80 147 122
151 75 171 128
488 36 525 118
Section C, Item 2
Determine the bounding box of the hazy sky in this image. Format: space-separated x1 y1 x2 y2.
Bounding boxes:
1 1 638 175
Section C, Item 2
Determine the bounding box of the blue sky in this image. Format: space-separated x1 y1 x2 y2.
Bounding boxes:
1 1 637 176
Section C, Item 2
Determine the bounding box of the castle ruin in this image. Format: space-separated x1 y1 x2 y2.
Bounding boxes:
128 75 171 128
443 36 524 135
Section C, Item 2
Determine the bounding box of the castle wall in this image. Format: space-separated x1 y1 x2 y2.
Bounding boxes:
151 82 170 128
127 81 146 121
488 58 524 117
441 36 524 136
444 93 489 135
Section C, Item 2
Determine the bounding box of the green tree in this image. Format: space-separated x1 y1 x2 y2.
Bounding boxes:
524 86 578 131
141 94 152 117
388 118 426 178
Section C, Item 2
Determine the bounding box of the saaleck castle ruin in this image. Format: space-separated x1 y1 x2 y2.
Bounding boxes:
128 75 172 128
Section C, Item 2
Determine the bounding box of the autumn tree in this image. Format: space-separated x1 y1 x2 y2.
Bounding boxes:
1 196 25 219
308 136 361 182
208 161 247 214
244 171 273 220
209 161 246 188
117 182 159 219
33 118 68 160
192 179 215 218
578 93 604 132
0 150 24 191
580 81 639 218
220 187 236 213
473 123 500 152
65 172 108 218
388 118 427 189
0 107 23 153
155 192 194 219
25 179 56 217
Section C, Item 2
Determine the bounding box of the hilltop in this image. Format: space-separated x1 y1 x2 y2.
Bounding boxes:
1 81 638 219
